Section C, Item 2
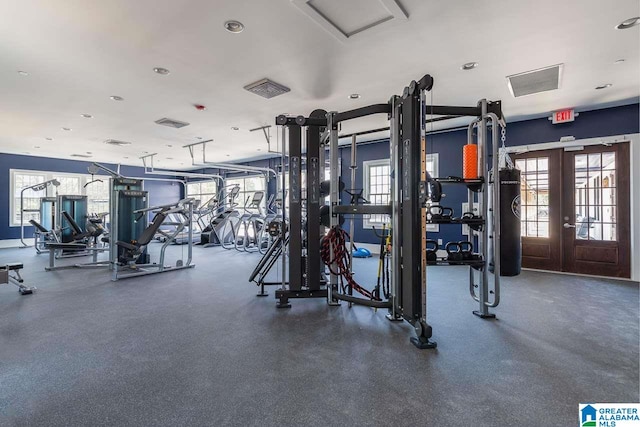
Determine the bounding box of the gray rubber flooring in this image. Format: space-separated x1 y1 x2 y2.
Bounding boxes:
0 244 638 426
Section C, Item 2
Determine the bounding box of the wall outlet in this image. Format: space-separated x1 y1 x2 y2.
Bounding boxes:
437 239 442 246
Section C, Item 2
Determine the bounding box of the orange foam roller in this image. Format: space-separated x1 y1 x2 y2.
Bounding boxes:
463 144 478 179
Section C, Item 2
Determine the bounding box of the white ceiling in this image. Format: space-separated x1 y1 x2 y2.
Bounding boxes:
0 0 638 170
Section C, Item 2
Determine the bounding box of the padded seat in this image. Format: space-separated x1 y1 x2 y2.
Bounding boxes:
61 211 92 241
116 211 168 263
29 219 50 233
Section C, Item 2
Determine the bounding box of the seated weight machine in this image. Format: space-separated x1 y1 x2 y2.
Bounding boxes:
254 72 515 348
19 179 60 251
43 211 109 271
112 199 196 280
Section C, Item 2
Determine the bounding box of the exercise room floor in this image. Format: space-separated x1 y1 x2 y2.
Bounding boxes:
0 244 638 426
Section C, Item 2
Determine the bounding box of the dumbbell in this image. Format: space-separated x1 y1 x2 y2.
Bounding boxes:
426 240 438 265
445 242 464 265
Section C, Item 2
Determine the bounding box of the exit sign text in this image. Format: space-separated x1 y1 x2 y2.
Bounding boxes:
552 109 575 124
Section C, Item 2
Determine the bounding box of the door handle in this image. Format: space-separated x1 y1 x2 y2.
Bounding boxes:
563 222 576 229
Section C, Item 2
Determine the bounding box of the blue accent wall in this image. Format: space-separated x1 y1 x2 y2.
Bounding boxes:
0 154 181 240
3 103 637 244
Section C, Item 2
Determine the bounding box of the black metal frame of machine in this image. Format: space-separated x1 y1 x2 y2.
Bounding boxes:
252 73 513 348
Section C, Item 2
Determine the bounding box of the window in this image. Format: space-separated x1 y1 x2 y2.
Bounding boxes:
573 152 617 241
11 171 46 226
84 179 110 214
187 180 218 209
9 169 111 226
226 175 266 214
363 160 391 228
362 154 438 229
515 157 550 238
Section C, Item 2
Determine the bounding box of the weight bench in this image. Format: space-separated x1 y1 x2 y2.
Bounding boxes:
0 263 35 295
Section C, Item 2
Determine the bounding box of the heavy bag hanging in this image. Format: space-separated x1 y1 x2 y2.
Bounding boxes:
489 168 521 276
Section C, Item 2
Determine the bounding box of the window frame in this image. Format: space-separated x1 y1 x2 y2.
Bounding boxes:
225 175 267 214
362 154 439 230
9 169 111 227
362 159 391 229
186 180 219 209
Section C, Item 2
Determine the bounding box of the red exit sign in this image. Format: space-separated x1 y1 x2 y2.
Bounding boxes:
552 109 575 124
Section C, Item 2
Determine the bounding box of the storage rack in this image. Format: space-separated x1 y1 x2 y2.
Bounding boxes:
424 104 504 318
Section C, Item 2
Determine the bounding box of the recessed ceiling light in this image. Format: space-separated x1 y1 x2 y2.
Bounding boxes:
153 67 170 75
615 17 640 30
461 62 478 70
614 59 626 64
86 151 92 155
166 157 173 160
226 154 230 157
45 137 53 141
142 151 148 154
166 144 173 147
123 156 129 159
231 126 239 130
62 127 72 131
348 94 361 100
17 71 28 76
81 114 93 118
257 148 261 152
595 83 613 90
196 137 203 140
110 95 124 101
224 20 244 33
34 146 40 149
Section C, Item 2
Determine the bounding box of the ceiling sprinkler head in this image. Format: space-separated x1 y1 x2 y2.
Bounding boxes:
224 20 244 33
153 67 170 75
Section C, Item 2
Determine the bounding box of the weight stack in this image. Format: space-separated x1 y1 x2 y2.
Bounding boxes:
490 168 522 276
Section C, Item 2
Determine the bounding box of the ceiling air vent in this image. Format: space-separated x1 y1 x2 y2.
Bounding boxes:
104 139 132 146
244 78 290 99
155 118 190 128
506 64 563 98
71 154 92 158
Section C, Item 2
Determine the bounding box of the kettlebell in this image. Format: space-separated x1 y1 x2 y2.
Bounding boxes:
445 242 464 265
426 240 438 265
458 241 473 261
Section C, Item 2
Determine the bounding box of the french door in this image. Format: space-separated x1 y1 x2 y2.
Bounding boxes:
514 142 631 278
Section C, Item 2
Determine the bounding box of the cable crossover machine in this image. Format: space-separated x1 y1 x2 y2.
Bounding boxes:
250 73 520 349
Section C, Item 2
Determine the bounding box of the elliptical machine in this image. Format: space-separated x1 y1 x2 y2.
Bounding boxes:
198 185 241 247
229 191 265 252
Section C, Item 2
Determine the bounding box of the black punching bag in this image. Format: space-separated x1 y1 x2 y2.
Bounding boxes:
497 168 521 276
